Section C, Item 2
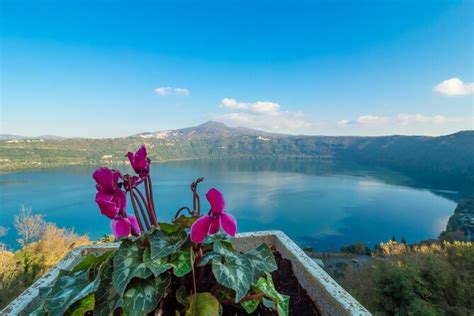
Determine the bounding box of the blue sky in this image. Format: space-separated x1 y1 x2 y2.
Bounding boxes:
1 0 473 137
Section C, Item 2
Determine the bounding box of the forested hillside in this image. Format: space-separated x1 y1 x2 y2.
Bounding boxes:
1 122 473 192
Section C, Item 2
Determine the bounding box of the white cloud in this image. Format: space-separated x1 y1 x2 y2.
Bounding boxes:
340 113 465 126
434 78 474 96
173 88 189 95
337 119 350 126
338 115 388 125
396 114 463 125
356 115 388 124
154 87 189 96
215 98 310 133
221 98 280 113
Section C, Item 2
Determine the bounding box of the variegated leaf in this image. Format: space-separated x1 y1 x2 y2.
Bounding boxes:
68 293 95 316
196 251 221 267
212 253 253 302
244 244 277 280
143 247 173 277
254 273 289 316
112 239 151 295
94 256 122 316
150 228 188 260
122 273 171 316
241 298 260 314
42 269 100 315
72 250 115 273
170 247 192 277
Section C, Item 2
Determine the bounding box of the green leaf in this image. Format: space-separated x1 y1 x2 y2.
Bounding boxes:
42 269 100 315
144 245 192 278
170 248 192 277
210 284 234 303
68 293 95 316
241 299 260 314
209 237 236 254
203 233 233 245
149 228 188 260
143 247 173 276
38 286 52 300
94 256 122 316
254 273 289 316
196 251 221 267
172 215 199 228
122 273 171 316
159 222 180 234
212 253 254 302
185 292 222 316
72 251 114 273
30 303 47 316
244 244 277 280
176 285 189 307
112 239 152 295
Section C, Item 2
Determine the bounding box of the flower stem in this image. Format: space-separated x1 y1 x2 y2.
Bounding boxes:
131 190 151 230
129 192 145 232
133 187 156 227
146 176 158 224
144 177 158 226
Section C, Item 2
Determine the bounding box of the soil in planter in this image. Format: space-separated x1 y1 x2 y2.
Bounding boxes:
159 252 320 316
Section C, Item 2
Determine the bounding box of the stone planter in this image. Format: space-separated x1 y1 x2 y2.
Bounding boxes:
3 231 371 316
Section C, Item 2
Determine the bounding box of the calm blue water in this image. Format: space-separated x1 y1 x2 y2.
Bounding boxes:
0 159 459 251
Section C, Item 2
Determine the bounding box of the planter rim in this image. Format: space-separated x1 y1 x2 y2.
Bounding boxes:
2 230 371 316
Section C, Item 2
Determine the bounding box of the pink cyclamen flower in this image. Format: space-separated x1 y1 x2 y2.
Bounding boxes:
93 167 126 219
110 215 141 239
190 188 237 243
127 145 150 178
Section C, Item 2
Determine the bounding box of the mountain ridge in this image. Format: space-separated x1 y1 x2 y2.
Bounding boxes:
2 121 473 195
3 121 472 140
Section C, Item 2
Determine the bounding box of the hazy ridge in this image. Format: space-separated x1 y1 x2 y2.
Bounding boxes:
1 121 473 194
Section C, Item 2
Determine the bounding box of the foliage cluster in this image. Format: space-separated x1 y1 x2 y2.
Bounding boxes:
338 240 474 315
33 217 288 316
0 207 90 309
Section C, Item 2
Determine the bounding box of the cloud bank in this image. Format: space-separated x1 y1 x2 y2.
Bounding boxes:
338 114 465 126
154 87 189 96
215 98 311 133
434 78 474 96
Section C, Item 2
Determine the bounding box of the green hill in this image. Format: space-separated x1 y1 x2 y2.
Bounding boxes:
1 122 473 194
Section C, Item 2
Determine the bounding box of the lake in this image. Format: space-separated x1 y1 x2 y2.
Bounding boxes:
0 159 460 251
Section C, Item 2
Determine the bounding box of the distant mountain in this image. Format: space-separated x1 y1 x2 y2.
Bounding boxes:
0 134 66 141
131 121 279 139
2 122 473 195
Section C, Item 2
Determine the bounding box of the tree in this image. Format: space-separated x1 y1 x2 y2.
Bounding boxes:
14 206 46 246
0 207 90 309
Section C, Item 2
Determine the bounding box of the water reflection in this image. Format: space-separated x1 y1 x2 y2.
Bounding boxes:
0 159 467 251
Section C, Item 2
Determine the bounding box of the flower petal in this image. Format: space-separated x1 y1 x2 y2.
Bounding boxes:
110 217 131 239
127 215 141 236
220 213 237 237
127 152 134 169
114 189 127 213
134 145 148 170
96 192 119 219
127 145 150 177
208 216 221 235
206 188 225 215
93 167 121 194
190 215 212 243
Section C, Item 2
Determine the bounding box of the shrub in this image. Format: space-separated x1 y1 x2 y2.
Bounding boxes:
339 242 474 314
0 208 90 309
